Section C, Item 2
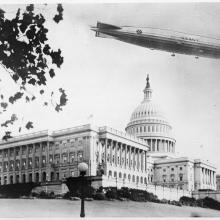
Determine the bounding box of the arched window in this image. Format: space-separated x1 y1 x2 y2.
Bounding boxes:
132 175 135 182
42 172 46 182
123 173 126 179
16 175 19 183
128 174 131 181
151 175 153 182
119 172 122 178
114 171 117 178
50 172 54 181
144 177 147 184
137 176 139 183
29 173 32 182
35 172 39 182
140 177 143 184
109 170 112 177
10 175 13 184
22 174 26 183
140 127 142 132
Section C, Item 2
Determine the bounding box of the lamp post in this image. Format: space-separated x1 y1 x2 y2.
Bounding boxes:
78 162 88 218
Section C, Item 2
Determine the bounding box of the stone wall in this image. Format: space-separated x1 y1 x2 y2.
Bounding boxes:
32 183 69 195
93 176 191 201
192 190 220 202
146 185 191 201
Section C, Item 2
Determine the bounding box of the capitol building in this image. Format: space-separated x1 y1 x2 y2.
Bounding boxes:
0 75 217 196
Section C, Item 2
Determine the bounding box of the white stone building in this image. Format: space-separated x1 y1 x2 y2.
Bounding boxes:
126 75 216 191
0 75 217 194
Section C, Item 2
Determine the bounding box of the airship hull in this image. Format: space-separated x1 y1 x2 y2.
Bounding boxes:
91 22 220 59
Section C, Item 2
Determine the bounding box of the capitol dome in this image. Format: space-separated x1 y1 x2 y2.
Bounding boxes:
125 75 176 155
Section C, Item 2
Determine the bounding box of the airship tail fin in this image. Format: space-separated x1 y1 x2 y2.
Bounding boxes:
97 21 121 30
95 31 116 39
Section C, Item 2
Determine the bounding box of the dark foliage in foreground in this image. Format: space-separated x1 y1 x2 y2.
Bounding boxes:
0 4 67 140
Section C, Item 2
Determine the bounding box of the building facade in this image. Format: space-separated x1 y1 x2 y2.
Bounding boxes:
0 125 149 190
0 75 217 193
126 75 216 191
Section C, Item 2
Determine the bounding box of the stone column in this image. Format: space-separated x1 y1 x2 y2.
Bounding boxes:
19 146 22 183
32 144 36 182
145 151 147 172
119 143 122 167
110 139 113 164
39 142 43 182
133 148 135 170
129 146 131 168
125 144 127 169
105 139 107 163
205 169 208 185
141 150 143 171
13 147 16 183
137 149 139 170
115 141 117 166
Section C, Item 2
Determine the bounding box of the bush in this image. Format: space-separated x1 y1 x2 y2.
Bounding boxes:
196 199 204 207
179 196 196 206
39 191 47 198
160 199 169 204
202 197 220 210
105 187 118 200
93 192 106 200
49 191 55 198
30 192 39 197
63 191 70 199
117 187 130 199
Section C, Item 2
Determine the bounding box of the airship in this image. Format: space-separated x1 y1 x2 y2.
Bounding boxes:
91 22 220 59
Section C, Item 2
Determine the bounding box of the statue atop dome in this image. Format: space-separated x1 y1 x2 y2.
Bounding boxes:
143 74 152 101
146 74 150 89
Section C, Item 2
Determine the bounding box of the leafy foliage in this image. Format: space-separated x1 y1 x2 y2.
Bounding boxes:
2 131 13 141
55 88 68 112
25 121 33 130
0 4 67 140
1 114 18 127
53 4 63 23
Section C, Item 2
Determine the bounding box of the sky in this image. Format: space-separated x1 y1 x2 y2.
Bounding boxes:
1 2 220 172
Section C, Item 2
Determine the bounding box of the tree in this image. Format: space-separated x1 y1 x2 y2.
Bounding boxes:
0 4 67 140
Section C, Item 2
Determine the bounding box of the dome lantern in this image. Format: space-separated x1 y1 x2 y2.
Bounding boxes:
143 74 153 102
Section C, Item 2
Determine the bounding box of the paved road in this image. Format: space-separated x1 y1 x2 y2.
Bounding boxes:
0 199 220 217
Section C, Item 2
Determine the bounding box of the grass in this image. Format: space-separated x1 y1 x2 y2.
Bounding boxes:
0 198 220 217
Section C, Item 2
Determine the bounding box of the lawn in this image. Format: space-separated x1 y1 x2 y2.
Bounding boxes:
0 199 220 217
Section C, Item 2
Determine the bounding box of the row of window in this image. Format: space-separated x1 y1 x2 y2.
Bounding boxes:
130 125 170 134
132 110 158 118
0 143 48 157
0 151 84 172
0 171 61 185
0 138 88 158
162 174 183 182
162 167 183 172
108 170 152 184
